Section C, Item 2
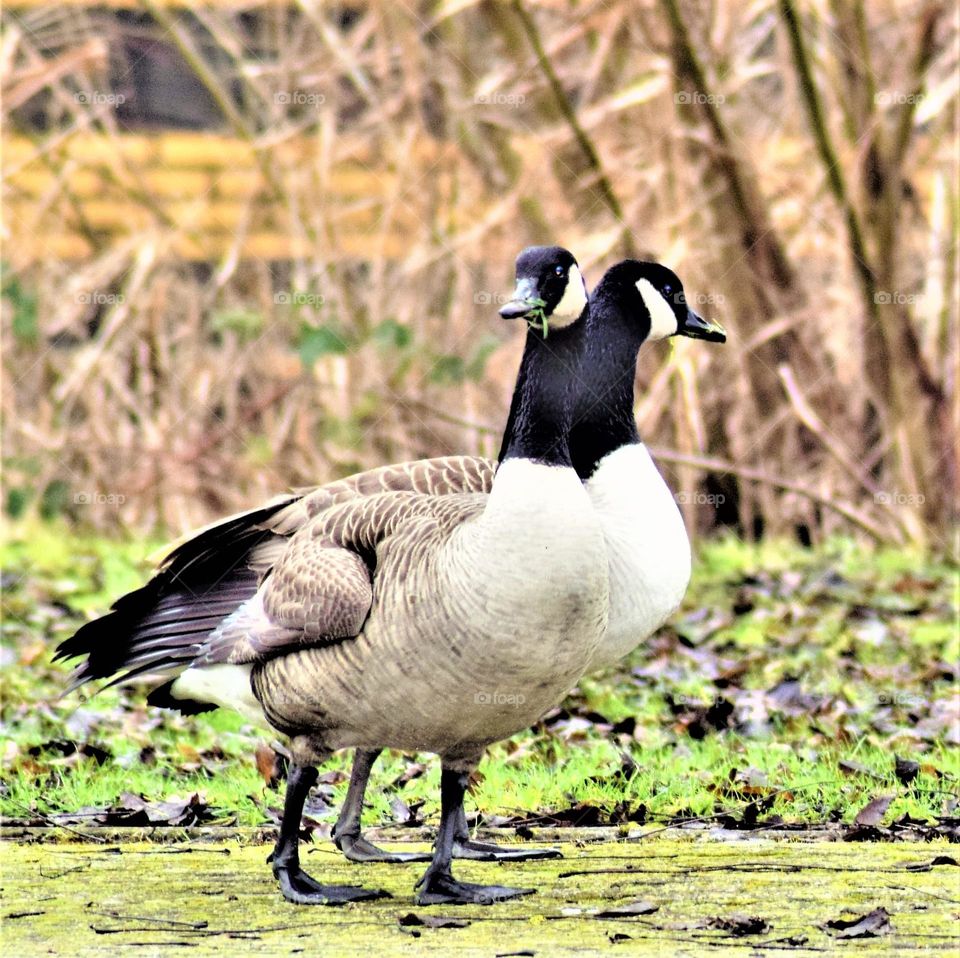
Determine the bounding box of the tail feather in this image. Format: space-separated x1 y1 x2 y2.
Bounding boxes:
55 496 301 707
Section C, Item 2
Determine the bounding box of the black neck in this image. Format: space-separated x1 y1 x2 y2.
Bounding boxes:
498 285 646 478
568 299 644 478
498 322 584 467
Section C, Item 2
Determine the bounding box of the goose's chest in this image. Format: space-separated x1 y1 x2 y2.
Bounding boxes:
422 461 609 678
586 444 691 668
334 462 609 751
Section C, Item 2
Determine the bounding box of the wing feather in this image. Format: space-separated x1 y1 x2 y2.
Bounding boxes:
56 456 495 710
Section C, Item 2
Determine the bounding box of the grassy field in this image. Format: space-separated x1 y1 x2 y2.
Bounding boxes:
1 522 957 835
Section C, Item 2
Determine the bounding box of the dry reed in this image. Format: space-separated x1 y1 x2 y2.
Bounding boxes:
1 0 957 548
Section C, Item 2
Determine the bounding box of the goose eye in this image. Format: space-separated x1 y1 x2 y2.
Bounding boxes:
554 265 565 276
663 284 673 298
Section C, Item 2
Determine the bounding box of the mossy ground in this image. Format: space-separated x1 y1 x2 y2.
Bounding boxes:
2 833 957 956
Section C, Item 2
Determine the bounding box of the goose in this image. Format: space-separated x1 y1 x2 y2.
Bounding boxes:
57 273 613 907
330 250 726 864
54 249 591 720
56 249 725 901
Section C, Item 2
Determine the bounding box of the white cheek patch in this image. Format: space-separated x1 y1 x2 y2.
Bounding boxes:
551 264 587 327
636 278 678 340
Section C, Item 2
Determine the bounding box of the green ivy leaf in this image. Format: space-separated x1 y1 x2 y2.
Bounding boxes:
2 270 38 344
297 323 350 366
40 480 70 520
5 486 33 519
429 354 466 383
371 318 412 351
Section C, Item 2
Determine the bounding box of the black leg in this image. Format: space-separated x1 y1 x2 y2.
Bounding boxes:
452 804 561 861
270 763 390 905
333 749 431 863
415 766 535 906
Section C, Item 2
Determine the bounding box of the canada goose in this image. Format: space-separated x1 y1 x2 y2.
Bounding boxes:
332 250 725 863
57 274 612 907
55 250 589 713
57 249 725 901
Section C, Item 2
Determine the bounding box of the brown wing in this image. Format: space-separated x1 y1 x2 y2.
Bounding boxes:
263 535 372 641
207 490 487 664
55 457 494 704
269 455 496 535
199 533 373 664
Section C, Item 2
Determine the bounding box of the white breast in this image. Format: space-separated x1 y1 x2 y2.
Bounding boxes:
453 457 610 694
585 443 691 670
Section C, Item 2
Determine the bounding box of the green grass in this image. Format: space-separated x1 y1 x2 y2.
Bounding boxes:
1 520 956 832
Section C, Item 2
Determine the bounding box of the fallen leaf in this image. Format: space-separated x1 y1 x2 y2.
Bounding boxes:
27 740 111 766
389 798 424 826
823 907 893 939
838 759 877 777
51 792 217 827
254 744 285 788
540 803 607 827
176 743 201 764
390 761 428 789
705 914 770 936
611 716 637 736
315 769 347 785
854 795 893 827
595 900 659 918
894 755 921 785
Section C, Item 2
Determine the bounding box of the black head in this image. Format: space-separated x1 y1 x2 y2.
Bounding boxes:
498 246 588 333
594 260 726 343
